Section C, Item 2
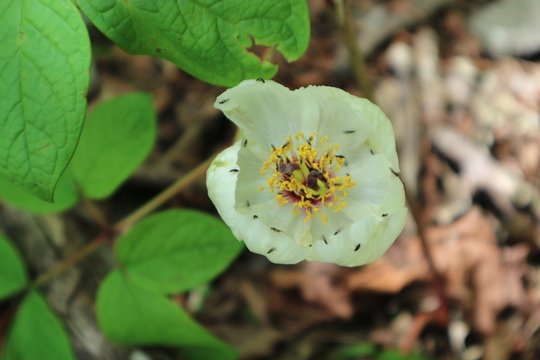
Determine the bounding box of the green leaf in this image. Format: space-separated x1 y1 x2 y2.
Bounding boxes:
116 210 243 294
335 343 378 359
97 270 237 360
0 0 91 202
0 92 155 209
76 0 309 86
379 350 432 360
1 291 75 360
0 170 79 214
0 236 27 300
70 93 156 199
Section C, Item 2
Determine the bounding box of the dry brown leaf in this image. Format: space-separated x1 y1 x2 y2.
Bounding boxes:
347 234 428 293
348 208 531 335
271 262 353 320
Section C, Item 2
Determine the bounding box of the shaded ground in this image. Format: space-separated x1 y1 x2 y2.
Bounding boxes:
2 0 540 359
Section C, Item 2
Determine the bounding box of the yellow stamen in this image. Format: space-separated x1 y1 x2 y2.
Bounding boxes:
259 132 358 224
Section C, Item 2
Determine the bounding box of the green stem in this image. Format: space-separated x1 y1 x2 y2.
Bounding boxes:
334 0 375 102
32 154 216 287
82 196 110 230
33 234 108 287
113 155 215 232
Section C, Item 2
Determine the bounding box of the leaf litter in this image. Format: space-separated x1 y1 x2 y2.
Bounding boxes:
3 1 540 359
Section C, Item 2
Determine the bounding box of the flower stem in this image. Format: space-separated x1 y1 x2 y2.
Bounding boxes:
333 0 375 102
82 196 110 230
33 234 109 287
334 0 447 324
113 155 215 232
32 154 216 287
404 187 450 326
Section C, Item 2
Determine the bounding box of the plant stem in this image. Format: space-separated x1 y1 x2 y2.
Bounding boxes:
33 234 108 287
82 196 110 230
333 0 447 326
113 155 215 232
32 154 216 287
333 0 375 102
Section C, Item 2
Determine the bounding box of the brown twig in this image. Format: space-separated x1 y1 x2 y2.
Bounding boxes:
335 0 444 298
333 0 449 343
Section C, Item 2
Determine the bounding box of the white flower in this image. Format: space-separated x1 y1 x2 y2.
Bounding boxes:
207 79 407 267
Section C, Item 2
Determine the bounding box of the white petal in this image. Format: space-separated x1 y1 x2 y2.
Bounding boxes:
307 208 354 263
232 142 313 242
207 140 311 264
311 208 407 267
234 212 309 264
215 80 320 154
215 81 399 171
311 218 364 265
210 80 406 267
380 175 406 215
249 202 313 244
348 208 408 265
343 153 392 212
234 144 273 208
301 86 400 170
206 141 242 238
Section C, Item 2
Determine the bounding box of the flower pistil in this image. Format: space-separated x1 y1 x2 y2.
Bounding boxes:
259 132 358 224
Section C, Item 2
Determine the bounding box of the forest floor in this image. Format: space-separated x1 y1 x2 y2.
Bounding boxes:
3 0 540 359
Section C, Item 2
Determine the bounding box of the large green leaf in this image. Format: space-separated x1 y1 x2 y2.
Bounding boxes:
0 236 27 300
1 291 75 360
0 0 91 202
76 0 309 86
70 92 156 199
97 270 237 360
0 93 155 212
116 210 242 295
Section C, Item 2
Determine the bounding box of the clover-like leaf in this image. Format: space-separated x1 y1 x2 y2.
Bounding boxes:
70 93 156 199
115 210 243 295
1 291 75 360
0 236 27 300
97 271 237 360
76 0 309 86
0 0 91 201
